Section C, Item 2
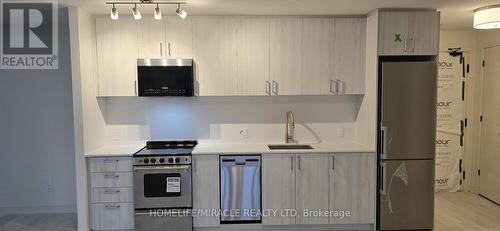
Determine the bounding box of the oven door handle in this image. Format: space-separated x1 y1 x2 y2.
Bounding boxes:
135 210 191 216
133 165 190 171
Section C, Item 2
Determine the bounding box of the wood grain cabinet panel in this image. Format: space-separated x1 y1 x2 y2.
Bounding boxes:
192 155 220 227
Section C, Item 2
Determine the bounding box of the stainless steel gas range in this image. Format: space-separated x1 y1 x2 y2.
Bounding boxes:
133 140 197 231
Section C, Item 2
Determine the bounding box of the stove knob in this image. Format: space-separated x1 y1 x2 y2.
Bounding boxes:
168 157 174 163
159 158 165 163
175 157 180 163
143 158 149 164
150 158 156 163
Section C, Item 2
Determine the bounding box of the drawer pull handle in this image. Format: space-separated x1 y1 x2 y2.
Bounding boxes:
103 159 119 163
104 189 121 193
105 205 121 209
104 174 120 178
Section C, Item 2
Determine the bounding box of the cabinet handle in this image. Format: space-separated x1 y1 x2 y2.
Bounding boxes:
411 38 415 53
105 204 121 209
404 38 408 53
104 189 120 193
380 162 387 195
290 156 294 171
272 81 278 95
331 156 335 170
104 174 120 178
265 81 271 95
103 159 119 163
338 80 345 94
168 42 172 57
160 42 163 57
329 80 333 93
134 81 137 96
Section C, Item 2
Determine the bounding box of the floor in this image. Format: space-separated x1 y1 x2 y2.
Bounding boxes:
435 192 500 231
0 213 76 231
0 193 498 231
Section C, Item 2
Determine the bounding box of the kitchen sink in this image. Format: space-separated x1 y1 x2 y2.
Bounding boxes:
268 144 314 150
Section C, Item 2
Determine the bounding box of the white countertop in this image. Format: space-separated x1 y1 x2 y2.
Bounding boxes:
85 141 374 157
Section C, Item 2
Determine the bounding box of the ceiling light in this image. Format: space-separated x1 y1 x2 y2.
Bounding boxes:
474 5 500 29
176 4 187 19
132 4 142 20
110 4 118 20
154 4 162 20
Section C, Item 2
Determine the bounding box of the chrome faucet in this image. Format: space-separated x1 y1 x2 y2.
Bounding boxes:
285 111 296 143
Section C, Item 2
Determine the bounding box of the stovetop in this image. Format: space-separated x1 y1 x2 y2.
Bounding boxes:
134 140 198 157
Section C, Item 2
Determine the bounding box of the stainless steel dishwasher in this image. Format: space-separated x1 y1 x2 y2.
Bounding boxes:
220 155 261 224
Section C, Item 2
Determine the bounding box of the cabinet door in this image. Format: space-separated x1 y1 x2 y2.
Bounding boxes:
296 154 330 225
166 16 193 58
302 18 334 95
330 153 375 224
378 11 410 56
236 17 270 96
409 11 440 56
334 18 366 95
193 17 238 96
262 154 296 225
193 155 219 227
96 17 138 96
270 18 302 95
138 18 166 58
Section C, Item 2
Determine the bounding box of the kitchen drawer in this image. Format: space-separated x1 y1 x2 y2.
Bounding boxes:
91 203 134 230
90 172 133 188
89 157 133 173
91 187 133 203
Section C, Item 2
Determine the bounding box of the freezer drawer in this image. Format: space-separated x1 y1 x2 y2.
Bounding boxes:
379 159 435 230
380 61 437 160
220 155 261 223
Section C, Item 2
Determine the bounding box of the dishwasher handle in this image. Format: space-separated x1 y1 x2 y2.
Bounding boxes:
220 156 261 167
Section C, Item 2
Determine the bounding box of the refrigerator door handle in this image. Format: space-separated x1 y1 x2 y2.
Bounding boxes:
380 162 387 195
380 125 388 158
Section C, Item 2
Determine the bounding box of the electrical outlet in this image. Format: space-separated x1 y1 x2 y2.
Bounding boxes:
336 127 345 138
239 128 248 139
47 177 54 193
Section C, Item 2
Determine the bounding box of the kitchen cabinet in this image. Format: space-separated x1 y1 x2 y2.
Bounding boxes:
193 17 238 96
87 157 134 231
192 155 220 227
96 17 138 96
270 18 303 95
262 154 296 225
302 18 334 95
236 17 271 95
334 18 366 95
138 18 166 58
166 16 193 58
295 154 330 225
329 153 375 224
378 10 439 56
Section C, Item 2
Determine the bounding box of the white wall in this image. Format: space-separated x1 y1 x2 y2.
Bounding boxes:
0 8 76 214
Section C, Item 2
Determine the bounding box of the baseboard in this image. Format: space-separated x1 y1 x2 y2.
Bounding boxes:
0 205 77 215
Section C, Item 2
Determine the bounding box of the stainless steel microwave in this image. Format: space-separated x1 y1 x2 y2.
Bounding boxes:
137 58 195 97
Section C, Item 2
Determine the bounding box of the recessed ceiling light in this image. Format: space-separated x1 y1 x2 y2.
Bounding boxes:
474 5 500 29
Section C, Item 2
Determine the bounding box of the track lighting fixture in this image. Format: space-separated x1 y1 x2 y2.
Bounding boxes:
176 3 187 19
106 1 187 20
110 4 118 20
154 4 162 20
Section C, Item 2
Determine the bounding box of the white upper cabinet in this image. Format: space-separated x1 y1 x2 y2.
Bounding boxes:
334 18 366 95
270 17 303 95
138 18 166 58
166 16 193 58
236 17 271 96
193 16 238 96
378 10 439 56
96 17 138 96
302 18 334 95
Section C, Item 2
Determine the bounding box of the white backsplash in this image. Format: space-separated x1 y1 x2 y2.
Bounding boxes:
100 95 361 144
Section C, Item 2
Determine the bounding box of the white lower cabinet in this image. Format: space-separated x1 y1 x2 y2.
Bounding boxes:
88 157 134 231
262 153 375 227
329 153 376 224
262 154 296 225
192 155 220 227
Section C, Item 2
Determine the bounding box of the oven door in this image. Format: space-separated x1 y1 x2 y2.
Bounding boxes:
134 165 192 209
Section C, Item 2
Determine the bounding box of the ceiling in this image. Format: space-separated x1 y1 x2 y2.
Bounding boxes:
59 0 500 30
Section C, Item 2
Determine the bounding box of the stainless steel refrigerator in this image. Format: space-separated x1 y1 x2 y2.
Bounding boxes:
378 58 437 230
